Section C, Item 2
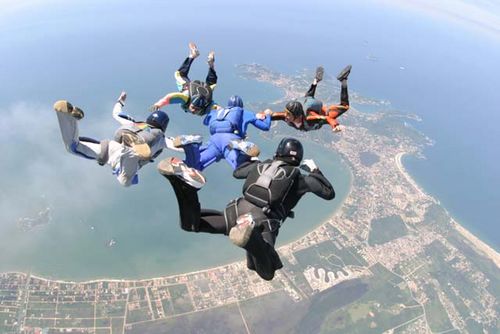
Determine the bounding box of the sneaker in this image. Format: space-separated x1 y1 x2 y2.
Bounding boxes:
189 42 200 59
229 213 255 247
53 100 84 120
172 134 203 148
315 66 324 82
120 130 152 160
207 51 215 68
157 157 206 189
228 139 260 157
336 64 352 81
165 137 184 152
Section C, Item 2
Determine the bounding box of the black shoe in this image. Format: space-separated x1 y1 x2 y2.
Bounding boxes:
336 65 352 81
315 66 324 82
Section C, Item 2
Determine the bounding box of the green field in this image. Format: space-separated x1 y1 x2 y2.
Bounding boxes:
368 215 408 246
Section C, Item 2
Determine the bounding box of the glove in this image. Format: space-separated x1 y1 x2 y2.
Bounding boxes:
333 125 344 132
256 112 266 120
149 104 160 112
117 91 127 104
300 159 318 172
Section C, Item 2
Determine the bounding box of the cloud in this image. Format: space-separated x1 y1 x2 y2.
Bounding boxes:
0 101 121 226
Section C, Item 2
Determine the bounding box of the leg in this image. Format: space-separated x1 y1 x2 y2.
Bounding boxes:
305 83 317 98
55 111 100 160
175 57 194 91
340 79 349 106
206 67 218 88
198 142 223 170
160 171 226 233
177 57 195 81
181 143 202 170
336 65 352 106
242 227 282 281
224 146 251 170
114 147 140 187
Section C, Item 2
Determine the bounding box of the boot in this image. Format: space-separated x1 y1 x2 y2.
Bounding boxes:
336 65 352 82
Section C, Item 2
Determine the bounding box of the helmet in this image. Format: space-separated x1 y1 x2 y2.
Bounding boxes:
285 101 304 118
227 95 244 108
146 110 169 132
275 137 303 165
189 96 208 115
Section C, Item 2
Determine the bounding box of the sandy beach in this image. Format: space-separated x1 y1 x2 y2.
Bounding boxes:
396 152 500 268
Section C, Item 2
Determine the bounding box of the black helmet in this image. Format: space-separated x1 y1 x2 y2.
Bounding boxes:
146 110 169 132
275 137 303 165
285 101 304 118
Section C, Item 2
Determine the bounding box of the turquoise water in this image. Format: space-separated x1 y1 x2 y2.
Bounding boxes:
0 0 498 281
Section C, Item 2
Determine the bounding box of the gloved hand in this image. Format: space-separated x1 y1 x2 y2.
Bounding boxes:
118 91 127 104
300 159 318 172
149 104 160 112
256 112 267 120
333 125 344 132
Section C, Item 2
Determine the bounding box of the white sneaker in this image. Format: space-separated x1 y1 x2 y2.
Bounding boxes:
207 51 215 68
157 157 206 189
189 42 200 59
173 135 203 148
165 137 184 152
229 139 260 157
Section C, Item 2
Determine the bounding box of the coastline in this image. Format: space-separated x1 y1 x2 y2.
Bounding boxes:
2 180 354 285
1 141 354 283
396 152 500 268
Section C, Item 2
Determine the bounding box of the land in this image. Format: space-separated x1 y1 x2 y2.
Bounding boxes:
1 65 498 334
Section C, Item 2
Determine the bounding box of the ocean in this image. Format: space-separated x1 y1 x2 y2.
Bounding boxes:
0 0 498 280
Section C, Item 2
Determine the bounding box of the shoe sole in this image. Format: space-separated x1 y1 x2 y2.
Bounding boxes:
173 135 203 148
229 141 260 157
315 66 324 81
157 158 176 176
337 65 352 81
229 223 254 248
121 132 151 160
54 100 73 114
54 100 84 120
157 158 206 189
189 42 200 58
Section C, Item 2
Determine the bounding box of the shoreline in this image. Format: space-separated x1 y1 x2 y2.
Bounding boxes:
1 143 354 284
2 184 354 285
396 152 500 268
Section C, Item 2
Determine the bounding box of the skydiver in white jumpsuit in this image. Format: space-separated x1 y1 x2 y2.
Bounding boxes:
53 92 204 188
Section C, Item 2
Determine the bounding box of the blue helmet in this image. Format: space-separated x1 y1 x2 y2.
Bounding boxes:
227 95 243 108
146 110 169 132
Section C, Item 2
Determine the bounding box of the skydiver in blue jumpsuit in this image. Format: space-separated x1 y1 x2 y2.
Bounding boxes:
173 95 272 172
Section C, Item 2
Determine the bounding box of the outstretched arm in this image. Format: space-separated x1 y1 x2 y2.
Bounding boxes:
242 110 271 135
270 111 286 121
112 92 136 126
302 169 335 200
154 91 190 109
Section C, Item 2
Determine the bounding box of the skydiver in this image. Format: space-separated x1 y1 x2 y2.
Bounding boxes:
171 95 272 172
269 65 352 132
53 92 204 188
157 138 335 280
152 42 218 116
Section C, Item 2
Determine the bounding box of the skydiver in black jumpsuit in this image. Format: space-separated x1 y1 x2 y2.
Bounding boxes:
158 138 335 280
